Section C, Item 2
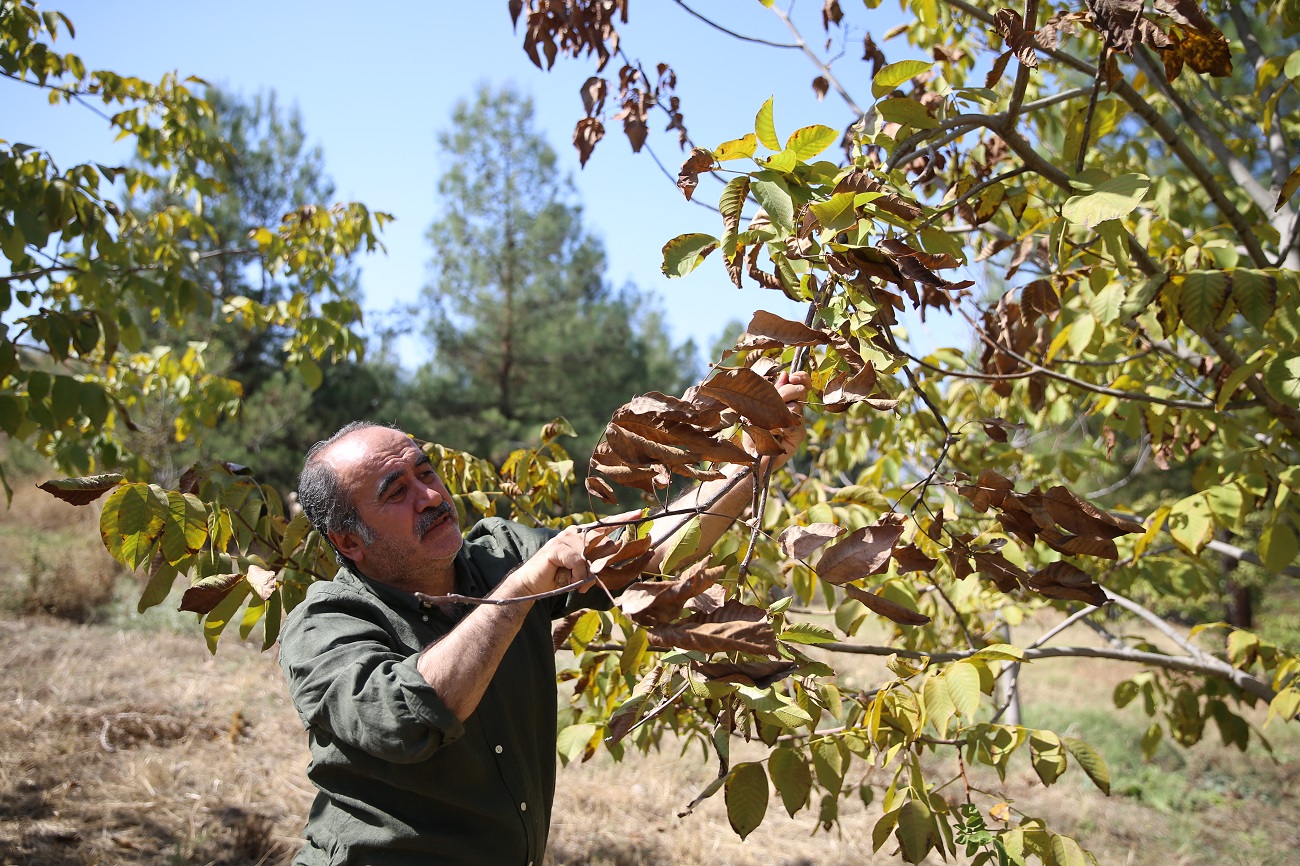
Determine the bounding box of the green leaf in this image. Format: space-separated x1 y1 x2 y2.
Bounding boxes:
1178 270 1229 334
946 660 981 719
811 738 844 795
203 578 251 654
895 799 936 863
755 96 779 151
725 762 769 839
556 722 598 765
1067 314 1095 355
50 374 79 425
1216 355 1268 410
714 133 757 161
970 643 1024 662
1168 492 1214 555
1263 354 1300 406
768 747 812 817
1203 483 1245 530
1260 522 1298 573
785 124 838 160
719 175 752 230
1050 834 1086 866
750 178 795 233
1061 173 1149 229
1062 737 1111 794
100 482 167 570
1029 729 1067 785
809 192 857 232
661 515 702 572
137 560 179 613
661 233 719 278
1230 269 1277 330
1090 282 1124 325
296 358 323 391
923 675 955 737
161 491 209 566
779 622 838 645
872 59 934 97
877 97 940 129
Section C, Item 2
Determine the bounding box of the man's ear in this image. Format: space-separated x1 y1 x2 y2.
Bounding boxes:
330 530 366 564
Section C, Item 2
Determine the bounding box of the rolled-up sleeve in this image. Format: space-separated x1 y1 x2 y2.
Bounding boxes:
280 590 464 764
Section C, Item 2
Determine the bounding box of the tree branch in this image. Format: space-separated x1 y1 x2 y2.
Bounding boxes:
823 641 1277 702
670 0 801 49
768 2 863 117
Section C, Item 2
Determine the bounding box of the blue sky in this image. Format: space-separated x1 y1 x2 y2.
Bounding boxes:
3 1 970 367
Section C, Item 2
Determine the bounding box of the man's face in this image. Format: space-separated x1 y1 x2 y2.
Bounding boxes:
322 427 463 589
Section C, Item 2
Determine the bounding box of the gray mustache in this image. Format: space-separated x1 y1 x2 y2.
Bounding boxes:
416 501 455 538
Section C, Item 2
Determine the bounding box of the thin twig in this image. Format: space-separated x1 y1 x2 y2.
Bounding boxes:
670 0 801 49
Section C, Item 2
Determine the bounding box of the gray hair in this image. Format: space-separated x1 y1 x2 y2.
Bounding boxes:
298 421 391 563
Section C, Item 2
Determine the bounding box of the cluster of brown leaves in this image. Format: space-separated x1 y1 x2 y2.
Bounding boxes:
1082 0 1231 78
978 283 1061 405
952 469 1145 605
512 0 627 70
585 353 799 502
779 514 932 625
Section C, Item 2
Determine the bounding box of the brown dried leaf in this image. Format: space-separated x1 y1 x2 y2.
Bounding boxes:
832 170 923 220
580 75 608 115
744 310 831 348
812 75 830 100
1084 0 1146 53
816 516 907 585
1039 529 1120 560
892 544 938 574
646 599 778 656
246 564 277 601
573 117 605 168
698 367 795 430
686 583 726 615
1042 486 1145 538
843 583 931 625
779 522 846 561
959 469 1014 513
619 560 725 626
606 424 696 466
179 573 243 614
992 9 1039 67
586 475 618 504
553 610 586 651
972 551 1026 592
822 0 843 30
986 50 1014 89
693 659 799 688
676 146 716 202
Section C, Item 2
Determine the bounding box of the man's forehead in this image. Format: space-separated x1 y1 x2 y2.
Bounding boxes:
323 428 425 486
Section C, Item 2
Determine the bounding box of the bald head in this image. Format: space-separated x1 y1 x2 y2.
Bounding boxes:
298 421 390 558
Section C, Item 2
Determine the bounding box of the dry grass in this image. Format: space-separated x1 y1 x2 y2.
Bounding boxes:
0 609 1296 866
0 484 122 622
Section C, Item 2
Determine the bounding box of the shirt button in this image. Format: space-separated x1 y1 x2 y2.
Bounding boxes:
520 802 527 812
494 745 503 754
421 615 429 622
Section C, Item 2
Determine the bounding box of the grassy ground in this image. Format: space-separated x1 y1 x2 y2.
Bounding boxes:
1 478 1297 865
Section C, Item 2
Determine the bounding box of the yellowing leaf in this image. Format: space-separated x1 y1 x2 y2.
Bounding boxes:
1062 173 1149 229
1062 736 1111 794
1260 522 1298 573
661 233 719 278
877 97 940 129
1168 492 1214 555
872 59 934 97
785 124 838 160
946 660 981 719
809 192 857 232
755 96 779 151
714 133 758 162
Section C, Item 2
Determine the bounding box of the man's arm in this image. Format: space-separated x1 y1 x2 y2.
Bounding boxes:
644 370 809 575
415 527 588 722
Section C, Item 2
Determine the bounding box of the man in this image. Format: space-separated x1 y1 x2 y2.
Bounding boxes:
279 372 808 865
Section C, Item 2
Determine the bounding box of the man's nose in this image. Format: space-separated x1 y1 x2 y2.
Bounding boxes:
415 478 444 509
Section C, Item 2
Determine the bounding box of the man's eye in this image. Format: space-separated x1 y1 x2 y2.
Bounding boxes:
388 487 405 502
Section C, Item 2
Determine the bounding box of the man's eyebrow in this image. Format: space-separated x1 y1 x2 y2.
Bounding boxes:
375 453 433 502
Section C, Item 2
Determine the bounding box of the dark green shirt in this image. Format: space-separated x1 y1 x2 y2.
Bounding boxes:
279 518 592 866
